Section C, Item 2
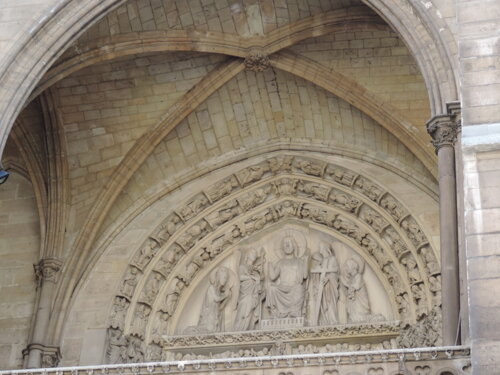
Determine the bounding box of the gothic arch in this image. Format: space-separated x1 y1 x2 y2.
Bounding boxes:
0 0 457 159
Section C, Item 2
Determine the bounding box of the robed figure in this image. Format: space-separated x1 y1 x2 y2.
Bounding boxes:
234 248 265 331
184 267 232 334
309 243 339 326
265 236 309 318
341 257 372 323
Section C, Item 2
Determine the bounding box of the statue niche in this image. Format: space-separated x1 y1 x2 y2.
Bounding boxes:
175 225 391 335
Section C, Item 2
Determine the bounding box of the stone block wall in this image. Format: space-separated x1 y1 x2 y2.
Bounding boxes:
0 173 40 370
458 0 500 373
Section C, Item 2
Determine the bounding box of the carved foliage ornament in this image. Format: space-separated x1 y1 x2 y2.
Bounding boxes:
426 106 461 152
244 49 270 72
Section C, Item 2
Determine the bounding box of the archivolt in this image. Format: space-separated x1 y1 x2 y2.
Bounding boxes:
104 154 440 344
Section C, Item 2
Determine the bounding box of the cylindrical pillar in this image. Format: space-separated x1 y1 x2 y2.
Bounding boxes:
427 112 461 346
26 258 62 368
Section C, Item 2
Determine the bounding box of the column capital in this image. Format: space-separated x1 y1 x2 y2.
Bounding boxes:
34 257 63 284
426 102 461 153
23 343 61 368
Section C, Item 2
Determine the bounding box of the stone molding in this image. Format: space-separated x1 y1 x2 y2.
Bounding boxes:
162 322 401 349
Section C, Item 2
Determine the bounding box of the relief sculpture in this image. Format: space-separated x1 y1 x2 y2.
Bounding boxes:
184 266 232 334
309 243 340 326
265 235 309 318
233 248 265 331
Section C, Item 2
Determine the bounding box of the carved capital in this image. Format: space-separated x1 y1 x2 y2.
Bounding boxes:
426 102 461 153
34 258 63 284
244 49 270 72
23 343 61 368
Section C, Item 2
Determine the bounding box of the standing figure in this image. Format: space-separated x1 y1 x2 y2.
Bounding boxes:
184 266 232 334
309 243 340 326
341 257 372 323
265 236 309 318
234 248 265 331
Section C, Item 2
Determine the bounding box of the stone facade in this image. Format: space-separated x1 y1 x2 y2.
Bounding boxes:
0 0 498 374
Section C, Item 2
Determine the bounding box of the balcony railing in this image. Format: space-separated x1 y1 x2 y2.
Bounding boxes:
1 346 470 375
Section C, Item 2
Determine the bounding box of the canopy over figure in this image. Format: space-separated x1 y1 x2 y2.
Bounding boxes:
184 267 232 334
234 248 265 331
265 235 309 318
309 243 340 326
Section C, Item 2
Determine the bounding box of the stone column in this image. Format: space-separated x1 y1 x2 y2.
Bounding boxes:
24 258 63 368
427 107 461 346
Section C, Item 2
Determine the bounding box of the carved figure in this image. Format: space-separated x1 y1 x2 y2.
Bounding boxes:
384 227 408 257
265 235 309 318
309 243 340 326
146 344 162 362
110 296 129 329
401 218 427 245
106 328 126 364
326 166 355 186
179 255 203 286
268 156 293 174
206 200 239 227
353 177 382 201
134 239 159 269
420 246 440 274
411 283 427 317
125 335 144 363
380 195 406 221
121 266 139 298
329 190 360 212
297 180 330 201
401 254 421 283
294 158 324 176
238 188 268 211
163 278 184 316
185 267 232 334
361 208 388 233
151 311 170 341
180 194 208 220
156 215 181 243
206 176 239 202
277 200 298 217
273 178 297 196
341 257 373 323
237 164 268 186
156 246 179 276
143 272 163 304
130 303 150 338
332 217 365 244
234 248 265 331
